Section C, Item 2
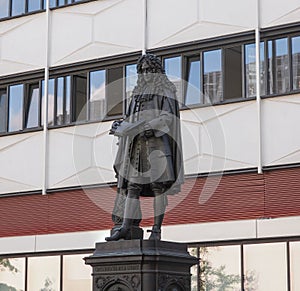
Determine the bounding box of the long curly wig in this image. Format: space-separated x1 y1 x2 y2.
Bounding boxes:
132 54 176 96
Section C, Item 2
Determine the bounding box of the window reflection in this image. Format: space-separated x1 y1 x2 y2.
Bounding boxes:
0 0 10 18
203 49 222 104
0 258 25 291
185 56 201 106
56 77 64 125
89 70 106 121
0 89 7 133
27 256 60 291
125 64 137 110
41 79 55 126
11 0 25 16
292 36 300 90
63 254 92 291
8 85 24 132
245 42 266 97
188 248 198 291
164 56 182 104
73 73 87 122
244 243 287 291
28 0 42 12
25 83 40 129
200 245 241 291
269 38 290 94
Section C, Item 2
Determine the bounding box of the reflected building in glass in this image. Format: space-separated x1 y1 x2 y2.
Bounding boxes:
1 0 300 290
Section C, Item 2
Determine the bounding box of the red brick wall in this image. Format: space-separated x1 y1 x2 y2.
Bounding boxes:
0 167 300 238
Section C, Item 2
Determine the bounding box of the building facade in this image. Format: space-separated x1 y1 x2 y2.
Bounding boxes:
0 0 300 290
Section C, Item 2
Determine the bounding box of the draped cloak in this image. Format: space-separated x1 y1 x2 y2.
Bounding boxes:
113 86 184 197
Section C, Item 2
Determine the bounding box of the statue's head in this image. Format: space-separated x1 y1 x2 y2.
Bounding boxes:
137 54 164 83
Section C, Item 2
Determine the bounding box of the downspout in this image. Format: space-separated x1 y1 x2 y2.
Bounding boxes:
256 0 263 174
142 0 148 55
42 0 51 194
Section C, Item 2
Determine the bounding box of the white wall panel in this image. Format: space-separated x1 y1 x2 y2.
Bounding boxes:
260 0 300 28
0 14 46 76
0 132 43 194
182 101 258 175
262 95 300 166
51 0 143 67
148 0 256 49
48 122 117 189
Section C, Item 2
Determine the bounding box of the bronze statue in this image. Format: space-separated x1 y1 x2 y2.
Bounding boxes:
106 54 184 241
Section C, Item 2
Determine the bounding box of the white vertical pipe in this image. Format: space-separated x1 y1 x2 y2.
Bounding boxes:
256 0 262 174
42 0 51 194
142 0 148 54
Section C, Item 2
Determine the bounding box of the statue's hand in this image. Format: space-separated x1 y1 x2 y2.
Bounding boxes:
144 123 154 138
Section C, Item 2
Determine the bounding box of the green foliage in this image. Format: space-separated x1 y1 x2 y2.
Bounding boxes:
0 259 18 273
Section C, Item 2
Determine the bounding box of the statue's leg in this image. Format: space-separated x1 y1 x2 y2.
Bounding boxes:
148 183 168 240
105 186 141 241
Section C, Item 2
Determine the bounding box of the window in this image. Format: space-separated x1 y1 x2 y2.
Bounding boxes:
245 42 266 97
63 254 92 291
164 56 182 104
8 84 24 132
224 45 243 100
11 0 25 16
244 243 287 291
268 38 290 94
0 258 26 291
0 0 10 18
292 36 300 90
27 256 60 291
185 55 201 106
73 73 87 122
28 0 42 12
55 76 71 125
25 83 40 129
0 89 7 133
203 49 222 104
89 70 106 121
125 64 137 111
106 66 123 118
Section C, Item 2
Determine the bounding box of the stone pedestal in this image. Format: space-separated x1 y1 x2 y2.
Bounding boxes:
84 240 198 291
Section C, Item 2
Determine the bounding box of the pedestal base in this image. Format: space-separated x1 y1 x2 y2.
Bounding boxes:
84 240 197 291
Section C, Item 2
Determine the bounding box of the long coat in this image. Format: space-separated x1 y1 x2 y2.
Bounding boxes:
113 86 184 197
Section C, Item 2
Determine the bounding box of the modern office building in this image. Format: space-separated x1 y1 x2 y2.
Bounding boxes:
0 0 300 290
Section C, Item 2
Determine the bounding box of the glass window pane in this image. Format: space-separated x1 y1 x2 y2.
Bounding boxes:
63 254 92 291
268 40 274 94
106 67 123 117
164 56 182 105
188 248 199 291
56 77 64 125
42 79 55 126
89 70 106 121
245 42 266 97
73 73 87 122
244 243 287 291
0 258 25 291
224 45 242 100
8 84 24 132
49 0 56 8
290 242 300 291
27 256 60 291
0 89 7 133
292 36 300 90
25 83 40 128
200 245 241 291
275 38 290 94
125 64 137 111
11 0 25 16
28 0 42 12
65 76 71 123
185 56 201 106
0 0 10 18
204 49 222 104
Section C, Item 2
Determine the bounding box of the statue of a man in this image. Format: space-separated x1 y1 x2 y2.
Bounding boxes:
106 54 184 241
